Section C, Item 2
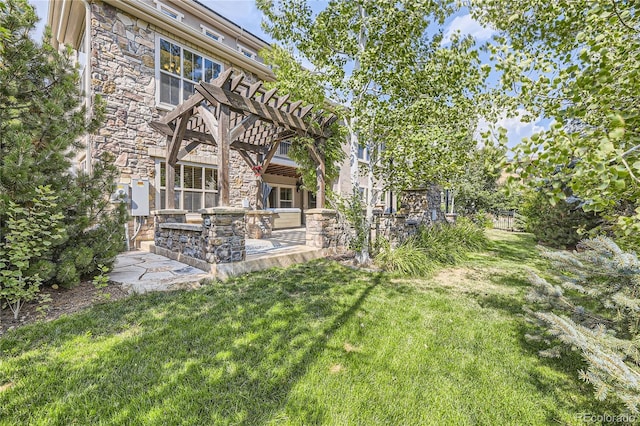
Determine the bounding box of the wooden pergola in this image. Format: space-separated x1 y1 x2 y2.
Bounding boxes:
149 68 335 210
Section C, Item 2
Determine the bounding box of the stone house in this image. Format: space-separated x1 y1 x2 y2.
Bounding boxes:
47 0 334 246
47 0 435 254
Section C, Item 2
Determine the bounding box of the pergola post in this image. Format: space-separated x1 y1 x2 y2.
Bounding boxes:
218 104 231 206
316 138 326 209
165 158 176 209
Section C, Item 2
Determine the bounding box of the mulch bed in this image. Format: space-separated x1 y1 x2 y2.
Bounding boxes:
0 282 130 337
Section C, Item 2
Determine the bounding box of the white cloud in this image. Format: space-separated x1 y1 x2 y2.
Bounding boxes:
443 14 495 44
476 109 546 149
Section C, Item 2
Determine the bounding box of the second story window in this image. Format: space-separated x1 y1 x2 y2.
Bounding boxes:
154 1 184 22
357 146 370 161
158 37 223 106
237 44 257 61
200 25 224 43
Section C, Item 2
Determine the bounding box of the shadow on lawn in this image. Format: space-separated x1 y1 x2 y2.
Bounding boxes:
476 285 624 420
0 260 381 425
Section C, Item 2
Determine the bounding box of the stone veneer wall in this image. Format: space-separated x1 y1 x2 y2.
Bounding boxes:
373 187 445 246
398 187 445 225
305 209 339 248
153 208 246 267
373 214 418 247
90 1 260 244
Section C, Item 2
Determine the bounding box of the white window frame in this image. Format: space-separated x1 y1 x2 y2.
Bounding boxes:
237 43 257 61
156 160 219 212
200 24 224 43
155 36 224 108
268 185 296 209
154 0 184 22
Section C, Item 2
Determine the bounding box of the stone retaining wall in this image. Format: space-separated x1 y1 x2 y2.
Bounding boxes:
153 208 246 267
155 223 204 259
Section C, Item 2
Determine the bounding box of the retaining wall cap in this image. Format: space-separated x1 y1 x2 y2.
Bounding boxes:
151 209 188 215
245 210 276 215
305 208 338 214
159 223 203 231
199 207 247 215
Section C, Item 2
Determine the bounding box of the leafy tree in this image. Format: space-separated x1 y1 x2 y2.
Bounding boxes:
525 237 640 412
519 190 601 249
451 143 508 216
0 0 125 292
470 1 640 248
258 0 488 262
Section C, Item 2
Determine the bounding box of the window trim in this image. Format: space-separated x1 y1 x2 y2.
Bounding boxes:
153 0 184 22
200 24 224 42
155 35 224 108
267 184 296 209
155 160 219 211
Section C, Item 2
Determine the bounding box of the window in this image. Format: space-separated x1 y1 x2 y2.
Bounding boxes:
277 141 291 157
279 188 293 208
267 185 295 208
154 1 183 21
200 25 224 42
357 146 370 161
158 37 223 106
237 44 257 60
158 162 218 211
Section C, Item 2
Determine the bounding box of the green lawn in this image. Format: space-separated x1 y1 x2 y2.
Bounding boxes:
0 231 619 425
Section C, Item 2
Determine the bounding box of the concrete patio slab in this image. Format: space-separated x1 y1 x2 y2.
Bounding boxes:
110 251 211 294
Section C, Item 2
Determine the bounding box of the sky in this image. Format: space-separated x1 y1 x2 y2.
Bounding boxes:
30 0 546 148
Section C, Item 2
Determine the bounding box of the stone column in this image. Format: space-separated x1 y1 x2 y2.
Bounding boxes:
200 207 246 263
399 186 445 225
152 210 188 248
305 208 338 248
245 210 275 239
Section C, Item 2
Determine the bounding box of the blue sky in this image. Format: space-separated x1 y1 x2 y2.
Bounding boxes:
30 0 546 148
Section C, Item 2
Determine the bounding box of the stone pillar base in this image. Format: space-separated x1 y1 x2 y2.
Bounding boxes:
245 210 275 239
200 207 246 263
305 208 338 248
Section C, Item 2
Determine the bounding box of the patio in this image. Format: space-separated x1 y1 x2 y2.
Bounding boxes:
111 228 330 293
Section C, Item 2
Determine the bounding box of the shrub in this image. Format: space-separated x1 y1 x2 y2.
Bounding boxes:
375 217 489 275
0 186 64 320
0 1 126 289
374 238 434 276
525 237 640 412
416 217 489 264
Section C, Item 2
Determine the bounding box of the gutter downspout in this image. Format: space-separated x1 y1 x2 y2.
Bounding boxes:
82 0 92 174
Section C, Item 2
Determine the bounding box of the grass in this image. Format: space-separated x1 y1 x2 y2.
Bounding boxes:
0 230 621 425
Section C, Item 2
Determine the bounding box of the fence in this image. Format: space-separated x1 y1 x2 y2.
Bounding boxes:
493 210 519 232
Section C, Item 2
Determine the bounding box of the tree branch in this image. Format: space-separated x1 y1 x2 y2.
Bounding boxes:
611 0 640 34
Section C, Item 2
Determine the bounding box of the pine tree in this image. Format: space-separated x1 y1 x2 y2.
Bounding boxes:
525 237 640 412
0 0 125 291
